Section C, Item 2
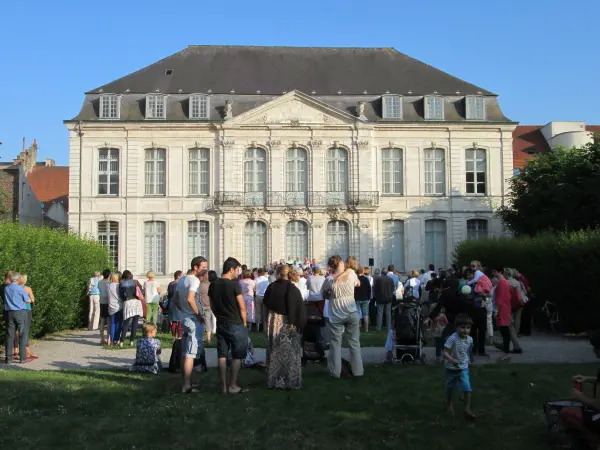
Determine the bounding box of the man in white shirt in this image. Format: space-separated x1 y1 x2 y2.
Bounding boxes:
254 268 270 331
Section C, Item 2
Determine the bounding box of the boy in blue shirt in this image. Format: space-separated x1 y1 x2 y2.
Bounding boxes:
443 313 476 420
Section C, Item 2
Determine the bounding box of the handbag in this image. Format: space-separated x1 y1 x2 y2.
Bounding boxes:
135 282 144 301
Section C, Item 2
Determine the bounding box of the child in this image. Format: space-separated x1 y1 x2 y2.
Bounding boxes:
130 323 163 374
143 272 161 325
443 313 476 419
431 309 449 363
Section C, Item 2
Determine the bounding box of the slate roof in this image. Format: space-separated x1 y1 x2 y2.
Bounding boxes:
90 45 494 96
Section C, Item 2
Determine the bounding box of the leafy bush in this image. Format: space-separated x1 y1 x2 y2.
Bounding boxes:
0 222 111 338
454 230 600 333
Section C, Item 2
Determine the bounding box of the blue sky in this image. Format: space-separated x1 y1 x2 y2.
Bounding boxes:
1 0 598 166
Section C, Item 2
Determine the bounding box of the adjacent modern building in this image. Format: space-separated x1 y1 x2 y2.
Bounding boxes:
65 45 516 282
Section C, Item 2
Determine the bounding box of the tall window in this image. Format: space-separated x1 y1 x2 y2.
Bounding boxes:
286 221 308 260
382 94 402 119
382 220 404 271
467 219 488 240
190 95 209 119
99 95 120 119
98 148 119 195
145 148 166 195
326 148 348 205
144 221 166 274
382 148 403 195
326 221 349 261
244 147 267 206
424 148 445 195
188 148 209 195
244 221 267 269
285 147 307 205
98 221 118 268
424 95 444 120
146 95 166 119
465 149 486 195
188 221 209 260
466 96 485 120
425 219 447 269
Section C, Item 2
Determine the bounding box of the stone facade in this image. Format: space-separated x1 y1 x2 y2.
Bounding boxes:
67 91 515 282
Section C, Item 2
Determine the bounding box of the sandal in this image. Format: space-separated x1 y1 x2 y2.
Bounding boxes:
182 387 200 394
228 387 250 394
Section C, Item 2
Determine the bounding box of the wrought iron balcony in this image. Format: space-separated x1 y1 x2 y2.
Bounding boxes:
213 191 379 208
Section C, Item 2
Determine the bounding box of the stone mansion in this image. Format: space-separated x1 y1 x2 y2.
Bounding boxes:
66 45 516 281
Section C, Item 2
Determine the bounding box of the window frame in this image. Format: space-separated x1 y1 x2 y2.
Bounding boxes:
465 148 487 196
424 219 447 269
97 220 119 269
466 219 489 241
423 148 446 196
143 221 166 275
244 221 268 269
381 219 405 271
99 94 121 120
97 147 119 196
145 94 166 119
381 147 403 196
187 220 210 261
465 95 485 121
189 94 210 120
285 220 309 260
144 147 167 196
382 94 402 120
188 147 210 196
424 95 444 120
326 220 349 261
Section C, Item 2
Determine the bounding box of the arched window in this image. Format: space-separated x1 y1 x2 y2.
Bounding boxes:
244 147 267 206
326 148 348 205
286 221 308 260
244 221 267 268
381 148 403 195
467 219 488 240
188 221 209 260
424 219 447 269
382 220 404 271
188 148 210 195
285 147 307 205
424 148 445 195
145 148 166 195
98 221 119 268
144 221 166 274
326 220 349 261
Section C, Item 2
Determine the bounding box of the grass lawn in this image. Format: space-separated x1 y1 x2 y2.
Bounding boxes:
104 329 391 350
0 363 592 449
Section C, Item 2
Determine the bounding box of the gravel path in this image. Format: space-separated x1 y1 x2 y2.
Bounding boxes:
0 330 596 372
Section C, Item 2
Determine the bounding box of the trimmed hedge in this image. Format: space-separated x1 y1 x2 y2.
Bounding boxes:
0 222 111 338
453 230 600 333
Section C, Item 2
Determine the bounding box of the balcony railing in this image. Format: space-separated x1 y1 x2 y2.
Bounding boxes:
214 191 380 208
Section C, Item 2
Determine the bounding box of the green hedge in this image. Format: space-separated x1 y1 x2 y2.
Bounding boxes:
453 230 600 333
0 222 111 338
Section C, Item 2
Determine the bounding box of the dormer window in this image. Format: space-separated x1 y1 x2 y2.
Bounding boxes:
424 95 444 120
99 94 120 119
146 94 166 119
465 96 485 120
189 94 210 120
382 94 402 120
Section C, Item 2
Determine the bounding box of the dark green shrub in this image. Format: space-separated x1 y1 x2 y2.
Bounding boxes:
0 222 111 338
453 230 600 333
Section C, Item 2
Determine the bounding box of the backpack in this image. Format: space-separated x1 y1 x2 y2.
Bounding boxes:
510 285 525 310
168 339 206 373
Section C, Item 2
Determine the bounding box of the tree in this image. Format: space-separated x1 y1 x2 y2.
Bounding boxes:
498 140 600 235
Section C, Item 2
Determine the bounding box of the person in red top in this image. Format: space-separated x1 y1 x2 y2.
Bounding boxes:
493 269 512 362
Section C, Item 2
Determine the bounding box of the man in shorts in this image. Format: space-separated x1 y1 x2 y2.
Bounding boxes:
176 256 207 393
209 257 248 394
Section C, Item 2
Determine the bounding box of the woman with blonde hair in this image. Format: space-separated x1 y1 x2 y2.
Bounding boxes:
263 264 307 389
321 255 364 378
346 256 359 272
404 270 421 301
17 274 38 359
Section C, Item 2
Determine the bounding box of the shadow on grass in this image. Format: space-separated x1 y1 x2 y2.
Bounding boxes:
0 363 591 449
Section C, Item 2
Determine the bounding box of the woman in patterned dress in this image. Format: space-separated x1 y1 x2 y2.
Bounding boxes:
239 270 256 329
263 264 307 389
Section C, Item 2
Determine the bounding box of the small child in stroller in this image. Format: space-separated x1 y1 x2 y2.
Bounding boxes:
302 304 328 366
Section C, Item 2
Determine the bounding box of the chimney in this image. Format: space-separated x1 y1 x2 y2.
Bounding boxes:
45 158 55 167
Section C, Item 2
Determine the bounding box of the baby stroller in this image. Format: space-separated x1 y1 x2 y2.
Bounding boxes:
392 299 427 364
302 304 329 366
